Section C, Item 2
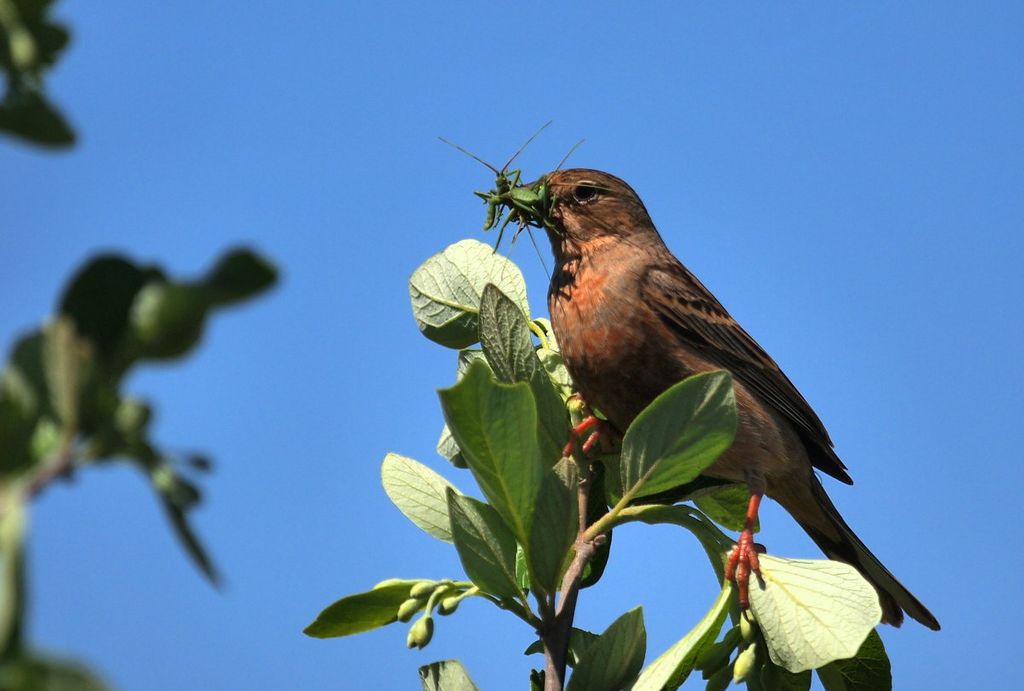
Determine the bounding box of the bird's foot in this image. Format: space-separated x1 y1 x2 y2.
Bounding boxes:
562 414 611 457
725 490 766 612
726 529 765 611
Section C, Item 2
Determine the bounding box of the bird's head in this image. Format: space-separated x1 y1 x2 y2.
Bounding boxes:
540 169 660 255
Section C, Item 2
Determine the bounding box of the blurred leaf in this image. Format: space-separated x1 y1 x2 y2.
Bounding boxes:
0 0 75 147
446 491 521 600
0 489 27 660
58 256 157 365
620 371 736 501
130 283 208 359
694 484 758 533
148 462 220 586
478 284 567 465
381 453 459 542
203 249 277 306
1 0 71 70
438 361 544 543
419 659 479 691
566 607 646 691
748 555 882 673
58 249 276 369
304 582 412 638
632 583 732 690
409 239 529 349
527 458 578 595
0 88 73 147
41 318 87 428
0 651 110 691
817 630 891 691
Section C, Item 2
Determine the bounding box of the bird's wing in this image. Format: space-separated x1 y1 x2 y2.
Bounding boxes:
641 262 852 483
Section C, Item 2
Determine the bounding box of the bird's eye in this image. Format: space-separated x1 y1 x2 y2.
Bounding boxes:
572 183 600 204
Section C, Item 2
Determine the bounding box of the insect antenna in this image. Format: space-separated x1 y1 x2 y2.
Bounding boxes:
554 138 585 171
437 136 499 174
526 227 551 279
500 120 554 173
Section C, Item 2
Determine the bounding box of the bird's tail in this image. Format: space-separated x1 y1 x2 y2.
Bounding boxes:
775 475 940 630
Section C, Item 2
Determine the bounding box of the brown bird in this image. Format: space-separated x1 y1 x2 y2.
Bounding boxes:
540 168 939 630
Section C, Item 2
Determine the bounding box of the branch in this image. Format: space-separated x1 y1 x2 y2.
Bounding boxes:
541 459 606 691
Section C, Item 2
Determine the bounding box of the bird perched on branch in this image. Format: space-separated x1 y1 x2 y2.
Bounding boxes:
539 168 939 630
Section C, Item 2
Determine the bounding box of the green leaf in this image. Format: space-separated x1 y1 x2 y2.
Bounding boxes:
527 458 578 595
381 453 459 542
58 249 277 368
0 652 111 691
446 491 521 600
580 463 612 589
438 361 544 543
41 317 88 428
537 347 573 393
632 583 732 690
0 489 27 659
754 660 812 691
435 350 488 469
409 239 529 349
566 607 646 691
620 371 736 501
435 424 467 469
816 630 891 691
58 256 157 364
515 544 530 592
304 582 412 638
478 284 567 465
419 659 479 691
203 249 278 306
130 283 208 359
148 461 221 585
694 484 758 533
747 554 882 673
0 88 74 148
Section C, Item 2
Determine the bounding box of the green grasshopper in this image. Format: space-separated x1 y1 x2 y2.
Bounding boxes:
439 122 561 249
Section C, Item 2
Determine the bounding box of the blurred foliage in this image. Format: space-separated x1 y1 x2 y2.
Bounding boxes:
0 248 277 687
0 0 74 147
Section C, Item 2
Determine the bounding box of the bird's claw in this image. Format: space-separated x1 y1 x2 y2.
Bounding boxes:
726 529 766 611
563 414 609 457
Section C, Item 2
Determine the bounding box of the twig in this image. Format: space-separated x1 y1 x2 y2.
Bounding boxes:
542 459 603 691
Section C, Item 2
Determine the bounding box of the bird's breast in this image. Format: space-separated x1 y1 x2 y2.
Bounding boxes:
548 258 697 429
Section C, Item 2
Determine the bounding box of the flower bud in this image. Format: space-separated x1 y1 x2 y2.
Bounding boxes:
396 597 424 622
409 581 436 598
733 643 757 683
406 616 434 649
438 595 461 615
740 611 756 642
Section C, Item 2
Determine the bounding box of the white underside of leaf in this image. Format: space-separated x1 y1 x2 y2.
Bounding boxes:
749 554 882 673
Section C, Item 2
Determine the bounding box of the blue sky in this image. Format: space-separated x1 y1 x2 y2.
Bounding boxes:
2 2 1021 689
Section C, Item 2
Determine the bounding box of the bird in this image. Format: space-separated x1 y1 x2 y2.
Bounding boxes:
538 168 939 630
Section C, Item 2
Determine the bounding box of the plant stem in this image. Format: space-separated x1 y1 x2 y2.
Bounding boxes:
541 458 599 691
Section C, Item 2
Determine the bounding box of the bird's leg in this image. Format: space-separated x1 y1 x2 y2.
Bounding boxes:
726 474 767 612
563 414 602 457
